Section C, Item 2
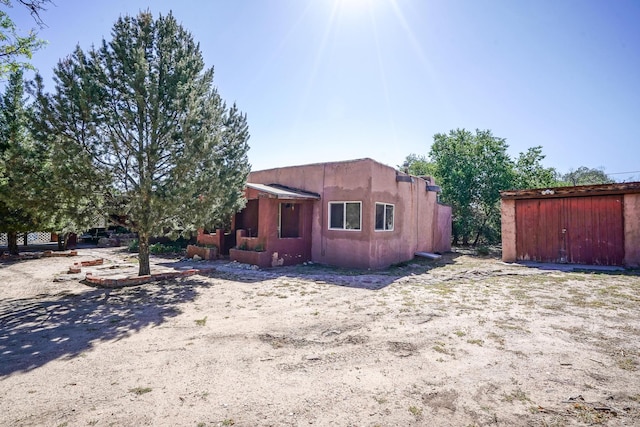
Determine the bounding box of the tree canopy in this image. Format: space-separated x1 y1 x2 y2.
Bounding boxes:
429 129 514 246
404 129 620 246
398 153 435 177
35 11 250 274
561 166 613 186
0 70 47 253
0 0 50 76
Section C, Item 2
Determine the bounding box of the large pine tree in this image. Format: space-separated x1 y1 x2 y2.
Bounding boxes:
36 12 250 275
0 70 46 254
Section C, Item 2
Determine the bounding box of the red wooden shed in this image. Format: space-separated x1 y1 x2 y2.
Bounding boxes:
500 182 640 267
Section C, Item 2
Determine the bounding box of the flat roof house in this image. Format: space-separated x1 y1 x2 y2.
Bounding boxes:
225 158 451 269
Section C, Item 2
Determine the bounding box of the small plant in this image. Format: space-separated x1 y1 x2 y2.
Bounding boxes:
221 419 235 426
373 396 388 404
237 242 248 250
501 388 530 403
454 330 466 337
254 244 265 252
129 387 152 395
617 357 637 371
195 316 207 327
408 405 423 418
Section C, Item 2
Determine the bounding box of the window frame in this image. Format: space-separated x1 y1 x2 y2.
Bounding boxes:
374 202 395 232
328 201 362 231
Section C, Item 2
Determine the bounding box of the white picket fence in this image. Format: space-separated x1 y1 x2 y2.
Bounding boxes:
0 232 53 246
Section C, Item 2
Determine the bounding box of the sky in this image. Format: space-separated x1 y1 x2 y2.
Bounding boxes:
7 0 640 181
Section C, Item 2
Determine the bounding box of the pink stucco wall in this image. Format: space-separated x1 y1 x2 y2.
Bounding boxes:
248 158 451 269
624 193 640 268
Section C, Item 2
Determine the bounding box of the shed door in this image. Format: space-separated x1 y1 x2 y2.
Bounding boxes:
515 195 624 265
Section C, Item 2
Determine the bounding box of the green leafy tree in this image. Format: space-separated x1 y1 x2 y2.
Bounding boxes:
398 153 436 177
429 129 514 246
513 146 561 189
0 70 46 254
37 12 250 275
561 166 614 186
1 0 50 76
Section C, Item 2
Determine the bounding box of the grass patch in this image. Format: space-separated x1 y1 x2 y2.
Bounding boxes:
373 395 388 404
433 343 451 355
195 316 207 326
129 387 152 395
502 388 530 403
408 405 423 418
617 357 637 371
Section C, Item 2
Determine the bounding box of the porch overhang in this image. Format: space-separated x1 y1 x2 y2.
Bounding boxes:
245 183 321 200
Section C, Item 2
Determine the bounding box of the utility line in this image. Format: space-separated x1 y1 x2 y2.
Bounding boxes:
608 170 640 175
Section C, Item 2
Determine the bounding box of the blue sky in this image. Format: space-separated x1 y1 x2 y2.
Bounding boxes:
8 0 640 181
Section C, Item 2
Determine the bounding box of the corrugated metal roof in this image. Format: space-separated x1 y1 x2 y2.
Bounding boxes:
246 183 321 200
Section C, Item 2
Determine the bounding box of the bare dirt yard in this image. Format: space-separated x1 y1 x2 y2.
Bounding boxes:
1 247 639 427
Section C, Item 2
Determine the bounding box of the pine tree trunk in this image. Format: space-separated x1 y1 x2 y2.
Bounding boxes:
138 235 151 276
7 232 19 255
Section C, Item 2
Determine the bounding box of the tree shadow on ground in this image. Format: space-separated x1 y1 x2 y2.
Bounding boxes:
0 277 210 377
157 252 463 290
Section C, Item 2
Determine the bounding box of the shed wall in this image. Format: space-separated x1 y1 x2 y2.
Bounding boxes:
500 199 516 262
624 193 640 267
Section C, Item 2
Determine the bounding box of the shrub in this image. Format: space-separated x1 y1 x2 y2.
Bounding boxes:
128 239 139 253
476 246 490 256
149 242 184 254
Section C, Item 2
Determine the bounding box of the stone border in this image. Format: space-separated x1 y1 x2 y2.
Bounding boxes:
68 258 105 274
44 250 78 257
1 250 78 261
84 268 216 288
74 258 104 267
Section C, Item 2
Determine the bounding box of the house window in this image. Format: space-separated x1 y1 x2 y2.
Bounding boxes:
328 202 361 230
375 203 394 231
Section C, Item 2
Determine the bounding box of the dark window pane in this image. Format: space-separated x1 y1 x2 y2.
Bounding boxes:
345 202 361 230
375 204 384 230
385 205 394 230
330 203 344 229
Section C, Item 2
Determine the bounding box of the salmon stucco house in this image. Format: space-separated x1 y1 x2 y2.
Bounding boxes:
218 158 451 269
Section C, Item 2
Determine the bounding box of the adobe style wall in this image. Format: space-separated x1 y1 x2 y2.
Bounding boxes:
500 199 517 262
624 193 640 268
234 189 315 266
249 158 451 269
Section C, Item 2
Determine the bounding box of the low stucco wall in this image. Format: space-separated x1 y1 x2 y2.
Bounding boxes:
624 193 640 268
500 199 516 262
433 204 452 253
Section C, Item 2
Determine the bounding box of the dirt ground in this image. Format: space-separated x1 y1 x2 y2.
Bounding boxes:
1 247 639 427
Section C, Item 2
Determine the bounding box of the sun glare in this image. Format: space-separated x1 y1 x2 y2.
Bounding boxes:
335 0 381 14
